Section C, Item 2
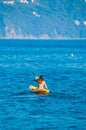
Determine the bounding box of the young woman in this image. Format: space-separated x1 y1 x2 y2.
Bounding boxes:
34 75 48 89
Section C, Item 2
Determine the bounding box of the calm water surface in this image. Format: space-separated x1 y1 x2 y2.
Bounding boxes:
0 40 86 130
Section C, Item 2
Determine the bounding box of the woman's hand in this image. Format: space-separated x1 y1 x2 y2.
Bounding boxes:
34 76 39 81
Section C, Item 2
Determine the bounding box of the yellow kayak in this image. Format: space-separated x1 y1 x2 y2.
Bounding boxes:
29 85 50 94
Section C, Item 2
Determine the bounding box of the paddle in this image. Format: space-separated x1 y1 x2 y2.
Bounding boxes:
32 71 39 77
32 71 36 76
32 71 39 81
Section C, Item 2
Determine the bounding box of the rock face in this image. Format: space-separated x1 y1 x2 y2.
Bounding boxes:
0 0 86 39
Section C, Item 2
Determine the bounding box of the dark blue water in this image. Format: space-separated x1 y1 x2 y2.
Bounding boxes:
0 40 86 130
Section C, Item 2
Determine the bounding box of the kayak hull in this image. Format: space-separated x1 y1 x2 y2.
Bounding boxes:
29 85 50 94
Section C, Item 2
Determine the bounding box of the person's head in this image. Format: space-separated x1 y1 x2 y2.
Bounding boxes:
39 75 44 81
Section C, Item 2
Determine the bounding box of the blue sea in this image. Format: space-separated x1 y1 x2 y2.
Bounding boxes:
0 40 86 130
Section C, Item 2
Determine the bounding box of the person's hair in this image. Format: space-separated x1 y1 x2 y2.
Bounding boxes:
39 75 44 80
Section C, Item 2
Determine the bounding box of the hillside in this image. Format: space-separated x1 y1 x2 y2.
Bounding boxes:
0 0 86 39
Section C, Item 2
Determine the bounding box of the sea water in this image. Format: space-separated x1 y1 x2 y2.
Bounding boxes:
0 40 86 130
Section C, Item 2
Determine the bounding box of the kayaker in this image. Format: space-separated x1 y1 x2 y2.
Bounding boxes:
34 75 48 90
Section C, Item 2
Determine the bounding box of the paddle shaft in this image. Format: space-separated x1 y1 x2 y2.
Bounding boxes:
32 71 36 76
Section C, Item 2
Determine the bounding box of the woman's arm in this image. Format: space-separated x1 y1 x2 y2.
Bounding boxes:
44 82 48 89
